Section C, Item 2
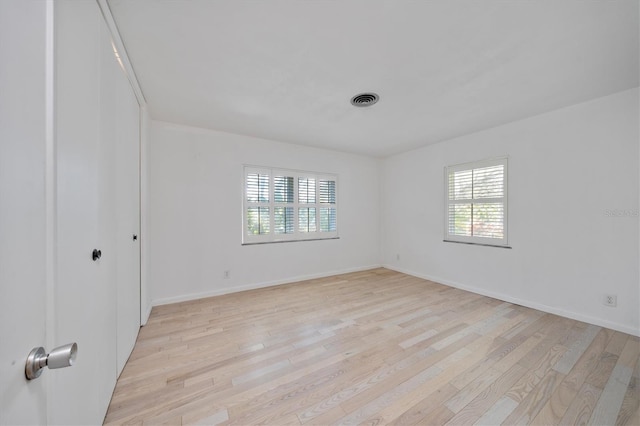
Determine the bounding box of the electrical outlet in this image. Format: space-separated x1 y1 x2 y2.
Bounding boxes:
223 270 230 279
603 294 617 307
396 254 400 261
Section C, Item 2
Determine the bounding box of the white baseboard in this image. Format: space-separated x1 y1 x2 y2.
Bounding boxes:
383 264 640 337
150 263 638 337
140 302 153 326
151 264 382 307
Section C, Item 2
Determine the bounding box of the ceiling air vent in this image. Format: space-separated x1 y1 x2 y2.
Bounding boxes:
350 92 379 107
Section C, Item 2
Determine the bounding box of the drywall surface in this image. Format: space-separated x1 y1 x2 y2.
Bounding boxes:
382 88 639 335
148 122 381 304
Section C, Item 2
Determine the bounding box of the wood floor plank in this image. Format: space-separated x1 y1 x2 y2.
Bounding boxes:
616 350 640 426
445 363 528 424
589 363 633 425
502 370 564 425
529 327 615 425
560 382 602 425
186 408 229 425
553 324 601 375
374 341 488 424
507 342 566 405
104 268 640 426
387 383 459 426
472 395 519 425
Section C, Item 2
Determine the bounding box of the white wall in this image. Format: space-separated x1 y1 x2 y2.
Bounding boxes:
382 88 639 335
148 121 381 304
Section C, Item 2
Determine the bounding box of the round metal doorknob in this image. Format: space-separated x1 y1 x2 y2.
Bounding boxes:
25 343 78 380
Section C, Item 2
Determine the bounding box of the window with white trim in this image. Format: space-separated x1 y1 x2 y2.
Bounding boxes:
445 157 508 247
243 166 338 244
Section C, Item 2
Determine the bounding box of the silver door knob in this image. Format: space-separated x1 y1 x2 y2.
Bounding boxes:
25 343 78 380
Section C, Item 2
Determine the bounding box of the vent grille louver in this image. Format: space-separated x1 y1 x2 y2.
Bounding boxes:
350 92 379 107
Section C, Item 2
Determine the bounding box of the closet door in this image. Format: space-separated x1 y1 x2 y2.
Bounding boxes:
53 1 117 423
51 0 141 423
115 60 141 376
0 1 140 424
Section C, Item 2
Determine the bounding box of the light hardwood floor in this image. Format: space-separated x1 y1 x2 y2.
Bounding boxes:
105 268 639 425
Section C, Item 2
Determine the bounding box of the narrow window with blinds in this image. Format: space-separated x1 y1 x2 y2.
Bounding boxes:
243 166 338 244
445 157 509 247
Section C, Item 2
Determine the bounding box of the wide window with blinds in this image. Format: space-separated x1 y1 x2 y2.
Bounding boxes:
243 166 338 244
445 157 509 247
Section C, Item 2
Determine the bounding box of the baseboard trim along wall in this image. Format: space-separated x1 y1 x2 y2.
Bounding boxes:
141 303 153 326
151 263 638 337
383 264 640 337
151 264 382 307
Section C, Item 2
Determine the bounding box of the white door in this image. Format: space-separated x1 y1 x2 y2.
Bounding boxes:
51 1 142 423
51 1 118 423
0 1 50 424
1 1 142 424
115 64 142 376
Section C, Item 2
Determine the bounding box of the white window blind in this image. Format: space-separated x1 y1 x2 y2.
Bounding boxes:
445 157 508 246
243 166 338 244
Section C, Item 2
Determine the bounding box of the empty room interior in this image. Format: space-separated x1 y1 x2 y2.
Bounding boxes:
1 0 639 425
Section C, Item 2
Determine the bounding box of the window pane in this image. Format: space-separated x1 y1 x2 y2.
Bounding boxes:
473 165 504 199
247 207 270 235
449 170 472 200
244 167 338 244
448 203 471 236
472 203 504 238
274 207 294 234
319 180 336 204
298 177 316 204
274 176 294 203
445 159 507 245
319 208 336 232
298 207 316 232
246 173 269 203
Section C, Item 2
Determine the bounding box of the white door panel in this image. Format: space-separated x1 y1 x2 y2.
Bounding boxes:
52 1 117 423
0 1 49 424
53 0 141 423
115 67 142 375
97 13 119 416
0 1 141 423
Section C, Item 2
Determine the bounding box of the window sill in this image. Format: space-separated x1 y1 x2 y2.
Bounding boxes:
443 240 512 249
242 237 340 246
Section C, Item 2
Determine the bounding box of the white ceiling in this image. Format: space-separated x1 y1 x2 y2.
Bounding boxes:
108 0 639 157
